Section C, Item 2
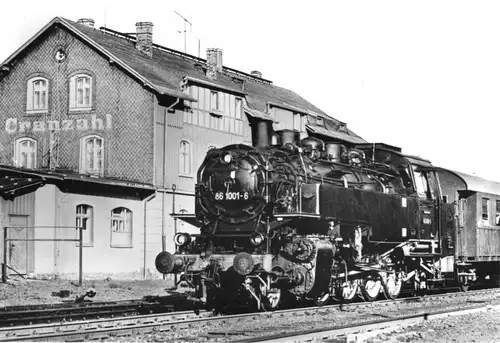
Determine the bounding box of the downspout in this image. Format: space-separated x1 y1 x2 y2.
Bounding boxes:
162 98 180 255
142 191 156 280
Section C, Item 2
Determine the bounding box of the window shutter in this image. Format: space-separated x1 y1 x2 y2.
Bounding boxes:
69 76 76 109
26 80 33 111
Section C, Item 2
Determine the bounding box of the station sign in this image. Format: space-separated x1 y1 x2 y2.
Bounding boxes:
4 114 112 134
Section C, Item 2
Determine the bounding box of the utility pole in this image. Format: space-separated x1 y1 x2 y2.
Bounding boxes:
174 11 192 53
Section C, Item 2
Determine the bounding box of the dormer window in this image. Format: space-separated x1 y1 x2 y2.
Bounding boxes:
211 91 219 109
26 77 49 113
235 98 242 119
69 74 93 111
210 91 223 117
317 116 324 126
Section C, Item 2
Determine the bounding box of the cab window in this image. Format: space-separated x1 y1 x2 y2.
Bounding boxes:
412 166 431 199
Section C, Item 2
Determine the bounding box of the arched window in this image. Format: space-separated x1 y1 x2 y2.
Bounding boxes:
14 138 37 169
110 207 133 248
69 74 93 110
26 77 49 113
80 135 104 176
76 204 94 246
179 140 192 176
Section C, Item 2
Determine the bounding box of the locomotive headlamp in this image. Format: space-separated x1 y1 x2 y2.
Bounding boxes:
250 232 265 246
223 154 232 164
173 233 192 246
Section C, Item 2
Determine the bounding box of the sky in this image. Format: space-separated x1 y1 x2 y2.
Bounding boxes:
2 0 500 181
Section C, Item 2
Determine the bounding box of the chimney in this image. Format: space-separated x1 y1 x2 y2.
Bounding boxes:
252 120 272 150
76 18 95 28
206 48 223 79
135 22 154 57
251 70 262 78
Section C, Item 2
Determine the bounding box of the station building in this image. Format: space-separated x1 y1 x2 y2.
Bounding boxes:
0 17 364 279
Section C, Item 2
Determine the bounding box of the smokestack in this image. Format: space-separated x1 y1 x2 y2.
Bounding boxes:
206 48 223 79
135 22 154 57
77 18 95 28
252 120 272 150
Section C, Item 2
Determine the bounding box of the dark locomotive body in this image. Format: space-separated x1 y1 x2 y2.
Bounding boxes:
155 124 499 310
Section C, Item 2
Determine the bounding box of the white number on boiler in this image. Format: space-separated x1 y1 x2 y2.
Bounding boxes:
214 191 249 201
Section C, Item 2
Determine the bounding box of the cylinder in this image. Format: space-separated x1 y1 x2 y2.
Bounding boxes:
326 143 341 162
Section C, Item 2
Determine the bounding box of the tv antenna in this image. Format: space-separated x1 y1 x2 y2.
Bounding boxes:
174 10 192 53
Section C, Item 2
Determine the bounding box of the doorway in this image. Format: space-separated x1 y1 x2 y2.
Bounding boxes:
7 215 31 275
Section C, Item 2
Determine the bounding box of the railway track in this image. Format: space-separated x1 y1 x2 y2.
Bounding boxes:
0 294 190 327
240 303 500 343
1 287 499 342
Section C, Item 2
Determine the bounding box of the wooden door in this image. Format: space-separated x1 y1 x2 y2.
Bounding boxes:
7 215 29 275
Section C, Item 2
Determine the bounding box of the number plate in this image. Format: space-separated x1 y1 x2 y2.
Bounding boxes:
214 191 249 201
422 217 432 225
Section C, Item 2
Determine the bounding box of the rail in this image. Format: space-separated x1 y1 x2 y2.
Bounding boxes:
1 226 84 286
1 287 498 341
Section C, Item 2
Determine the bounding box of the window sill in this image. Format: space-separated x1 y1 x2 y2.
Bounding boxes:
179 174 193 178
13 164 37 170
69 108 94 115
110 245 133 249
209 109 223 117
25 110 48 116
80 170 104 178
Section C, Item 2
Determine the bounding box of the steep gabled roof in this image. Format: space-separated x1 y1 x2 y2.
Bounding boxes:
1 16 364 142
1 17 195 101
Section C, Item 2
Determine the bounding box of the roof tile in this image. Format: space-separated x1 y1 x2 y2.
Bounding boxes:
61 18 364 143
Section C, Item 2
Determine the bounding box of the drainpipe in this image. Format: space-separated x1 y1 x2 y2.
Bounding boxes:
162 98 180 255
142 191 157 280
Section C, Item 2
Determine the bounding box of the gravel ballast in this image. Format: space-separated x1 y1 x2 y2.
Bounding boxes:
0 277 174 307
364 307 500 343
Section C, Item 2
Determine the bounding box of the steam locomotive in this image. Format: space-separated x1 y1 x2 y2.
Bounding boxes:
155 120 500 311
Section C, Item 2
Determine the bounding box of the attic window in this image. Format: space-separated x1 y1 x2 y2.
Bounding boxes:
211 91 219 110
194 63 206 73
210 91 223 117
317 116 324 126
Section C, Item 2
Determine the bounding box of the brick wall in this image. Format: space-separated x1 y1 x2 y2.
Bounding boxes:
0 26 155 184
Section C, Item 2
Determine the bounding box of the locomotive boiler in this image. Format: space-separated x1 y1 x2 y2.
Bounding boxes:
155 121 476 311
